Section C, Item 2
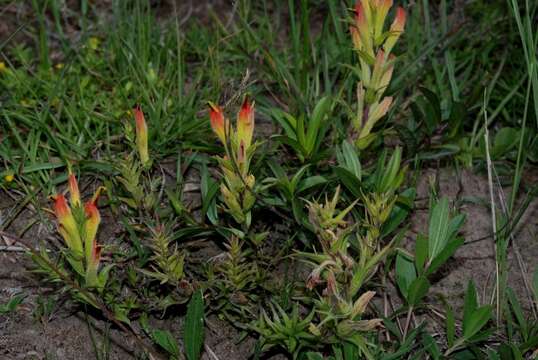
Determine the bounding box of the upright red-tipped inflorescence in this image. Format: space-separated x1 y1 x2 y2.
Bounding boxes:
350 0 406 146
207 97 258 225
133 105 150 166
52 173 106 288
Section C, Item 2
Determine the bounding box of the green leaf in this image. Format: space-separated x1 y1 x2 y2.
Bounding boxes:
184 290 205 360
0 294 25 314
521 332 538 353
462 306 492 340
394 124 419 155
200 164 219 225
305 96 332 153
415 234 428 274
297 114 307 153
492 127 518 157
446 302 455 347
497 345 516 360
344 342 358 360
381 324 423 359
290 165 310 193
428 197 450 260
297 176 327 194
378 147 402 193
453 349 482 359
382 317 401 339
305 352 325 360
463 281 478 330
395 253 416 300
346 334 374 360
292 197 308 226
446 214 466 242
425 237 464 276
381 188 416 237
461 281 492 340
416 145 461 161
273 135 305 157
423 333 441 360
153 329 180 358
419 87 442 131
340 140 361 179
447 101 466 138
267 159 287 180
334 167 361 198
355 48 376 66
274 109 298 138
407 276 430 306
507 287 527 337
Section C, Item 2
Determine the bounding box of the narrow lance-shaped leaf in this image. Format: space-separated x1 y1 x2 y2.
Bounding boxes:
463 280 478 331
184 289 205 360
445 302 455 347
407 276 430 306
152 329 180 358
395 253 416 300
462 306 492 340
428 197 450 260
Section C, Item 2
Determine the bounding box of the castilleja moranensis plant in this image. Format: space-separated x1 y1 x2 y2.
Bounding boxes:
209 98 257 227
52 173 109 290
350 0 406 148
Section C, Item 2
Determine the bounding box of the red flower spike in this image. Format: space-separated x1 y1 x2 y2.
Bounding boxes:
133 105 150 166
